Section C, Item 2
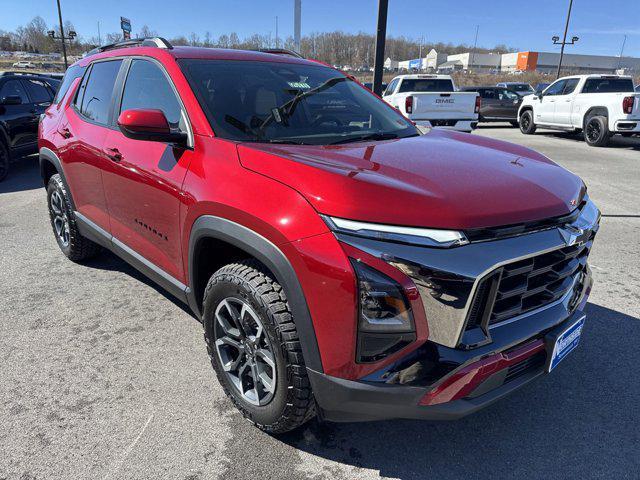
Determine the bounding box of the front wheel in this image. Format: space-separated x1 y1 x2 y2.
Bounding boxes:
584 115 611 147
203 260 315 433
519 110 537 134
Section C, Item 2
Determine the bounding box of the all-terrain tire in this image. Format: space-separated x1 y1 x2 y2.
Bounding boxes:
203 260 315 433
46 173 101 261
584 115 611 147
0 141 9 182
519 110 537 134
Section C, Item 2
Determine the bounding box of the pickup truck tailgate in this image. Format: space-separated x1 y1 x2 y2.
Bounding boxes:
411 92 479 119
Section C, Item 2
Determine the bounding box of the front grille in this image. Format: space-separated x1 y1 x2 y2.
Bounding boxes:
465 231 595 330
490 237 592 324
504 350 546 383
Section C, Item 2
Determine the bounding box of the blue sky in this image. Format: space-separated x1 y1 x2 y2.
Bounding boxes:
3 0 639 57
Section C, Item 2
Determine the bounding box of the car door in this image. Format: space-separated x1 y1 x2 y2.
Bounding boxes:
22 77 54 140
478 88 500 119
61 59 124 232
553 78 580 126
535 79 566 124
496 88 521 119
0 79 35 154
101 58 194 282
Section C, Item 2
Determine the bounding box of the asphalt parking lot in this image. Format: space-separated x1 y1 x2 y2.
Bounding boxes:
1 126 639 480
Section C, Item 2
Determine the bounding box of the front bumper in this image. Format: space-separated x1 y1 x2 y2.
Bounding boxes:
310 307 589 423
311 199 599 423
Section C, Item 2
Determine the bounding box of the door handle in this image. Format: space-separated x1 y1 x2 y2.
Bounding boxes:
105 147 123 162
58 127 72 139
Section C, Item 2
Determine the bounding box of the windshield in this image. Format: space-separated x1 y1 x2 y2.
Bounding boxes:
398 79 455 93
511 84 534 92
179 59 418 145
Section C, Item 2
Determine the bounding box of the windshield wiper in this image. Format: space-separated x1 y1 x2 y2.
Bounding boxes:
329 132 409 145
258 76 349 133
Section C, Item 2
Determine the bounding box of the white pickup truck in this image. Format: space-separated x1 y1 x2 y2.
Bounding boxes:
382 74 480 132
519 74 640 147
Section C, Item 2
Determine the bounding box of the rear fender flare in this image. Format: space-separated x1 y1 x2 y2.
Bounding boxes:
39 147 76 210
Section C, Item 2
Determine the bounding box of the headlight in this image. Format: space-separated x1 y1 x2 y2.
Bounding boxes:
323 216 468 248
351 260 417 363
352 260 414 333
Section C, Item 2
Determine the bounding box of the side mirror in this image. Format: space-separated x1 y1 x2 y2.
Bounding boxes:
1 95 23 106
117 109 187 145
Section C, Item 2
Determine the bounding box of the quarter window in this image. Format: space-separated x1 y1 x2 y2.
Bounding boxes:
53 65 86 104
120 60 183 128
78 60 123 125
0 80 29 104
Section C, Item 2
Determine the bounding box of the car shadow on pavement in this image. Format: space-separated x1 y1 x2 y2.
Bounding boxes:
278 303 640 479
83 250 196 319
0 155 43 194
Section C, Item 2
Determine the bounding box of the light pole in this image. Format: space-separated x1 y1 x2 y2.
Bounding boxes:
553 0 578 79
50 0 75 69
372 0 389 96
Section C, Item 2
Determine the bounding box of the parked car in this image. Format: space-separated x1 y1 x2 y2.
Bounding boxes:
497 82 535 97
39 38 599 433
383 74 480 132
519 74 640 146
0 72 61 181
11 61 34 69
362 82 387 93
460 86 522 125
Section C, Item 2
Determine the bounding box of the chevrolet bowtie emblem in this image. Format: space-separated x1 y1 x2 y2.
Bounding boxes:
559 225 585 247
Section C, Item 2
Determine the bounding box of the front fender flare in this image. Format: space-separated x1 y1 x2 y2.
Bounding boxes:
187 215 323 372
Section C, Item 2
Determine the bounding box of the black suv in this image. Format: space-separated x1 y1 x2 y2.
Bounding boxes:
0 72 61 181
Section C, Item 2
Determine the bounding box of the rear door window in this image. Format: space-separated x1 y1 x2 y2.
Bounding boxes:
24 79 53 103
78 60 123 125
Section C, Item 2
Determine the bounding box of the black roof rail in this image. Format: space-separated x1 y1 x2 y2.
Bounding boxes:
0 71 63 79
86 37 173 56
257 48 304 59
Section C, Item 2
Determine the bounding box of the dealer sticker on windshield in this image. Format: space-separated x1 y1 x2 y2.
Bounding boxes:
548 316 585 372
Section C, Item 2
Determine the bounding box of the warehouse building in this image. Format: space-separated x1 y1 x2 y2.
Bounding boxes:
501 51 640 74
391 50 640 75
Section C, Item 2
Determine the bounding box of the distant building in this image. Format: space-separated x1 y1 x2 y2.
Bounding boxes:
502 51 640 74
384 57 399 70
445 52 502 72
425 49 447 71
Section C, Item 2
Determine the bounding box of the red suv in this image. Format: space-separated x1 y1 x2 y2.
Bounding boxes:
39 38 600 433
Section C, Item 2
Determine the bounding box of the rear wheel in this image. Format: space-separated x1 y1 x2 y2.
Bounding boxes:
47 174 101 261
0 142 9 182
519 110 536 134
203 260 315 433
584 115 611 147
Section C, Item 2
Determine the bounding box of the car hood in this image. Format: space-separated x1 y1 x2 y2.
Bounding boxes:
237 129 584 230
